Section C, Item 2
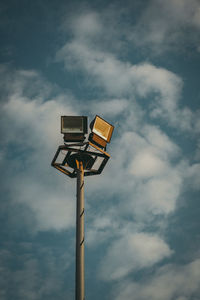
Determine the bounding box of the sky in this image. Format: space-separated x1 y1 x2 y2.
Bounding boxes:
0 0 200 299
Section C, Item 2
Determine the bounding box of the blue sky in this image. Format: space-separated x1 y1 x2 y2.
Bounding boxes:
0 0 200 299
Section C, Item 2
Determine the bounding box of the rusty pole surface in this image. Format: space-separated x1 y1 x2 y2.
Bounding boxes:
75 160 85 300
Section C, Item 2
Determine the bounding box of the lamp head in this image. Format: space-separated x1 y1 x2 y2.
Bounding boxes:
89 115 114 149
61 116 88 142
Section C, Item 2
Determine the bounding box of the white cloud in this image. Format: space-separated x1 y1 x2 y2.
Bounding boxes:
0 8 198 240
129 151 168 178
89 98 129 117
0 60 186 234
114 258 200 300
69 11 103 39
0 6 199 299
4 64 178 235
57 40 180 100
13 178 76 231
142 124 179 156
56 41 132 97
135 175 182 215
99 232 172 281
85 121 183 222
56 23 198 133
101 125 183 217
86 214 116 247
0 68 79 232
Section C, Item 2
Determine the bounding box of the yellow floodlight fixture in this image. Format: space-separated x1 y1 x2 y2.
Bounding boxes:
89 115 114 149
61 116 88 142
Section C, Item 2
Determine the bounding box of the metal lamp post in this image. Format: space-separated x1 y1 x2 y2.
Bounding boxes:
76 159 85 300
51 115 114 300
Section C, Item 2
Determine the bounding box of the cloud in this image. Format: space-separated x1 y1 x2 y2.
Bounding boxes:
131 0 200 53
0 243 72 300
0 5 199 300
61 2 200 56
185 163 200 190
56 17 199 134
0 67 79 232
89 98 129 117
0 7 198 245
4 62 180 235
99 232 172 281
114 258 200 300
88 124 183 219
69 11 103 39
84 122 183 248
2 6 196 236
57 40 179 99
86 214 116 247
141 124 179 156
135 175 181 215
130 151 168 178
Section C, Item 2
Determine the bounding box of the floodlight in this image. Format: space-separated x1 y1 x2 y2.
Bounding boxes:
61 116 88 142
89 115 114 148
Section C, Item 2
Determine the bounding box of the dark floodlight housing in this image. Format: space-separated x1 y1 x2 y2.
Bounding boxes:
89 115 114 149
61 116 88 142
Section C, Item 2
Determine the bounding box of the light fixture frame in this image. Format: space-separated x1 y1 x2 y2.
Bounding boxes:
51 142 110 178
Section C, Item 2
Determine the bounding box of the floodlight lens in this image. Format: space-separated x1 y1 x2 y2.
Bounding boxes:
62 117 82 133
61 116 87 134
92 116 114 142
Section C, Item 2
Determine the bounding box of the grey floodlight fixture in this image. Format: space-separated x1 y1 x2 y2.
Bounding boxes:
89 115 114 149
61 116 88 142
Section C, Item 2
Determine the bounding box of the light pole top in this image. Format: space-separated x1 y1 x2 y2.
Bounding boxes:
51 115 114 178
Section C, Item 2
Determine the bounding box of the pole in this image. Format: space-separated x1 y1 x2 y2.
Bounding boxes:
75 160 85 300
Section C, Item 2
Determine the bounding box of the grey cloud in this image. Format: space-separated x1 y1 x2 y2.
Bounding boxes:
114 258 200 300
185 163 200 190
99 232 172 281
61 2 200 56
0 244 72 300
131 0 200 53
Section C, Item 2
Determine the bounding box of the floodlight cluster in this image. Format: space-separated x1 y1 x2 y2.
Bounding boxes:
61 115 114 150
